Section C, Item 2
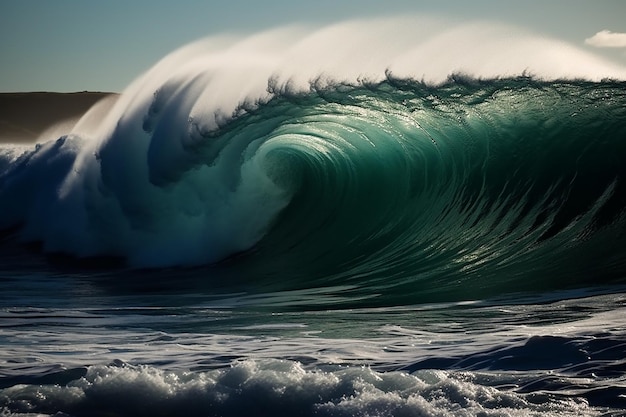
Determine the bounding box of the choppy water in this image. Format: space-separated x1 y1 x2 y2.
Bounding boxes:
2 17 626 416
2 268 626 416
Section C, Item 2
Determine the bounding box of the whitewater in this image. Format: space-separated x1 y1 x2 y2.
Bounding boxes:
2 17 626 416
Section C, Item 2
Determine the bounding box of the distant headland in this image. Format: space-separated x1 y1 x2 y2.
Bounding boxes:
0 92 116 143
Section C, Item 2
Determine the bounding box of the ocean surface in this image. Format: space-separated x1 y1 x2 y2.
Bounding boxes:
2 19 626 416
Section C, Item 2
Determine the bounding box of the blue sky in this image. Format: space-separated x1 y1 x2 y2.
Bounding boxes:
1 0 625 92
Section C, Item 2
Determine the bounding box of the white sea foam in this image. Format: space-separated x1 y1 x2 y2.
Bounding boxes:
0 360 597 417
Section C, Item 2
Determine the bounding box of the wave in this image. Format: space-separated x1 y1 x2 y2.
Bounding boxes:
1 18 626 302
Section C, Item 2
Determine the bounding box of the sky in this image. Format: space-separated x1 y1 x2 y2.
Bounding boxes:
1 0 625 92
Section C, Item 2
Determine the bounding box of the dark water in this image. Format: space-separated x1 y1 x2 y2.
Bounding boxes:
2 23 626 415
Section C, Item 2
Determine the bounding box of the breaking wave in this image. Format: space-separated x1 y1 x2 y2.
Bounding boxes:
1 17 626 303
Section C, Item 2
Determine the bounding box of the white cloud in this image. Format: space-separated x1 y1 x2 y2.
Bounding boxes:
585 30 626 48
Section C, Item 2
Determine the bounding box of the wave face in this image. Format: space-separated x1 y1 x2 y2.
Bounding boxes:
1 19 626 303
244 78 626 303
